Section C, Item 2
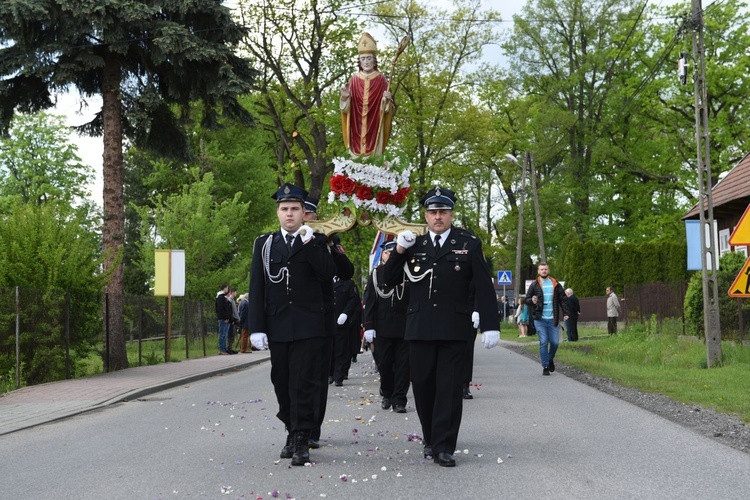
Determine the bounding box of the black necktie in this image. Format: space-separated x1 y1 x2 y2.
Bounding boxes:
434 234 441 251
286 233 295 251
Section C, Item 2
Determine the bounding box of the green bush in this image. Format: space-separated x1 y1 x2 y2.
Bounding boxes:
683 251 750 340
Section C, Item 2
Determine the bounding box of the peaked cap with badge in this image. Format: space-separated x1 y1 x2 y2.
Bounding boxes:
272 183 308 203
419 186 456 210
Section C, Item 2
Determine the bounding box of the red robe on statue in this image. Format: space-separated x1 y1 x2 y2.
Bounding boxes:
342 70 393 157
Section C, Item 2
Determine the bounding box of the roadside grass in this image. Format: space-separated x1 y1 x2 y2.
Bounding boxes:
528 320 750 423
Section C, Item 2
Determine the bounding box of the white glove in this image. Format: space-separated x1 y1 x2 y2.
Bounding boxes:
250 333 268 350
299 225 314 244
396 230 416 249
364 329 376 343
471 311 480 329
482 330 500 349
337 313 348 325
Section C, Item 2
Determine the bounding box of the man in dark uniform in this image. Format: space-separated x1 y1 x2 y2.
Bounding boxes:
248 183 337 466
331 277 359 386
383 186 500 467
363 240 410 413
303 194 354 449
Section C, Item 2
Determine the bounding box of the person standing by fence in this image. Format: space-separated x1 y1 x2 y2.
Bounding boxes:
606 286 621 335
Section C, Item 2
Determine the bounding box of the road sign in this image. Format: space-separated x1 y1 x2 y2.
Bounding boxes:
497 271 512 285
728 255 750 298
729 205 750 246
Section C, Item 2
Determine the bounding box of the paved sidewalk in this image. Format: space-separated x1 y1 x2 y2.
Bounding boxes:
0 351 270 436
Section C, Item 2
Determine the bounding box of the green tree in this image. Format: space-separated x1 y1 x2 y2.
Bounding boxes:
0 0 255 370
0 203 106 385
237 0 360 197
134 169 251 300
0 112 93 211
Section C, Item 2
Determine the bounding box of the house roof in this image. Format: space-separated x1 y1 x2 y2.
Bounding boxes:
683 151 750 220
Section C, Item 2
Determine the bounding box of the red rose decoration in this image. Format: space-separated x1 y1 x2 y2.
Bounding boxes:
392 187 411 204
330 175 347 194
355 185 373 200
341 176 356 194
376 191 392 204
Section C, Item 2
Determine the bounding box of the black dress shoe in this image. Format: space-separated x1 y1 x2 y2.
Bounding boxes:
463 384 473 400
381 397 391 410
548 358 556 372
435 452 456 467
423 444 433 458
392 404 406 413
335 380 343 387
308 439 320 449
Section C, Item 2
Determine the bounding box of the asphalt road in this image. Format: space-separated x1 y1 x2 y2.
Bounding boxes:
3 343 750 500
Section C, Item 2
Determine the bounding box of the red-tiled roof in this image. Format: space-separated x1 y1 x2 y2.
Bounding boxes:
683 152 750 220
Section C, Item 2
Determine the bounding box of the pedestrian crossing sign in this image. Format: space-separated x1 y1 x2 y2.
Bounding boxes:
728 255 750 298
497 271 512 285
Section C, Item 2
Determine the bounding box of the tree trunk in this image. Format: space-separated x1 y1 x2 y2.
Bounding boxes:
101 53 128 371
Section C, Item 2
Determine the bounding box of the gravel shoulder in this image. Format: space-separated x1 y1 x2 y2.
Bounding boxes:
502 342 750 455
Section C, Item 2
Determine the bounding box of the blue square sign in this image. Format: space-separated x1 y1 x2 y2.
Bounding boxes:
497 271 512 285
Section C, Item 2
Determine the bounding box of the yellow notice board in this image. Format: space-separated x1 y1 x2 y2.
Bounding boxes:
728 255 750 298
154 249 185 297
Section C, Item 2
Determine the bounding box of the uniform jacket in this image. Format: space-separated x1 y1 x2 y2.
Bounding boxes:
363 265 409 339
248 230 336 341
383 227 499 341
525 276 569 326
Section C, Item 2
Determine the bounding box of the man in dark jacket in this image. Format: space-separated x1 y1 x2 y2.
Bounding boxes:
215 284 233 355
248 183 337 466
525 262 569 376
331 277 360 386
364 240 410 413
384 186 500 467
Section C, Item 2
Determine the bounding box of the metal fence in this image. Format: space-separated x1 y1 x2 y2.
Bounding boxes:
0 287 219 391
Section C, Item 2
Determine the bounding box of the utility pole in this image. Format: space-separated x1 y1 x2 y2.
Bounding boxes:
528 152 546 262
514 155 527 300
690 0 722 366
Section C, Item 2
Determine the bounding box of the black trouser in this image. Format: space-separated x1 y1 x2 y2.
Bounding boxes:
567 316 579 341
409 340 465 456
310 337 333 441
332 327 350 383
269 337 327 432
608 317 618 334
378 336 410 406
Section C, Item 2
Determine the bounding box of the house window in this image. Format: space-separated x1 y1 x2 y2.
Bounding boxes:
719 228 731 255
736 246 748 258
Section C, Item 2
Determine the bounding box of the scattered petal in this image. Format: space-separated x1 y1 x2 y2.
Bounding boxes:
372 474 378 479
396 473 403 477
220 485 233 495
380 466 387 471
497 458 504 464
340 474 348 482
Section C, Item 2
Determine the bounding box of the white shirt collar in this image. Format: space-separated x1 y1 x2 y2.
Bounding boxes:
428 228 451 243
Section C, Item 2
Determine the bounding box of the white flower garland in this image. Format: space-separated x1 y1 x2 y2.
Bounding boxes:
327 157 412 216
